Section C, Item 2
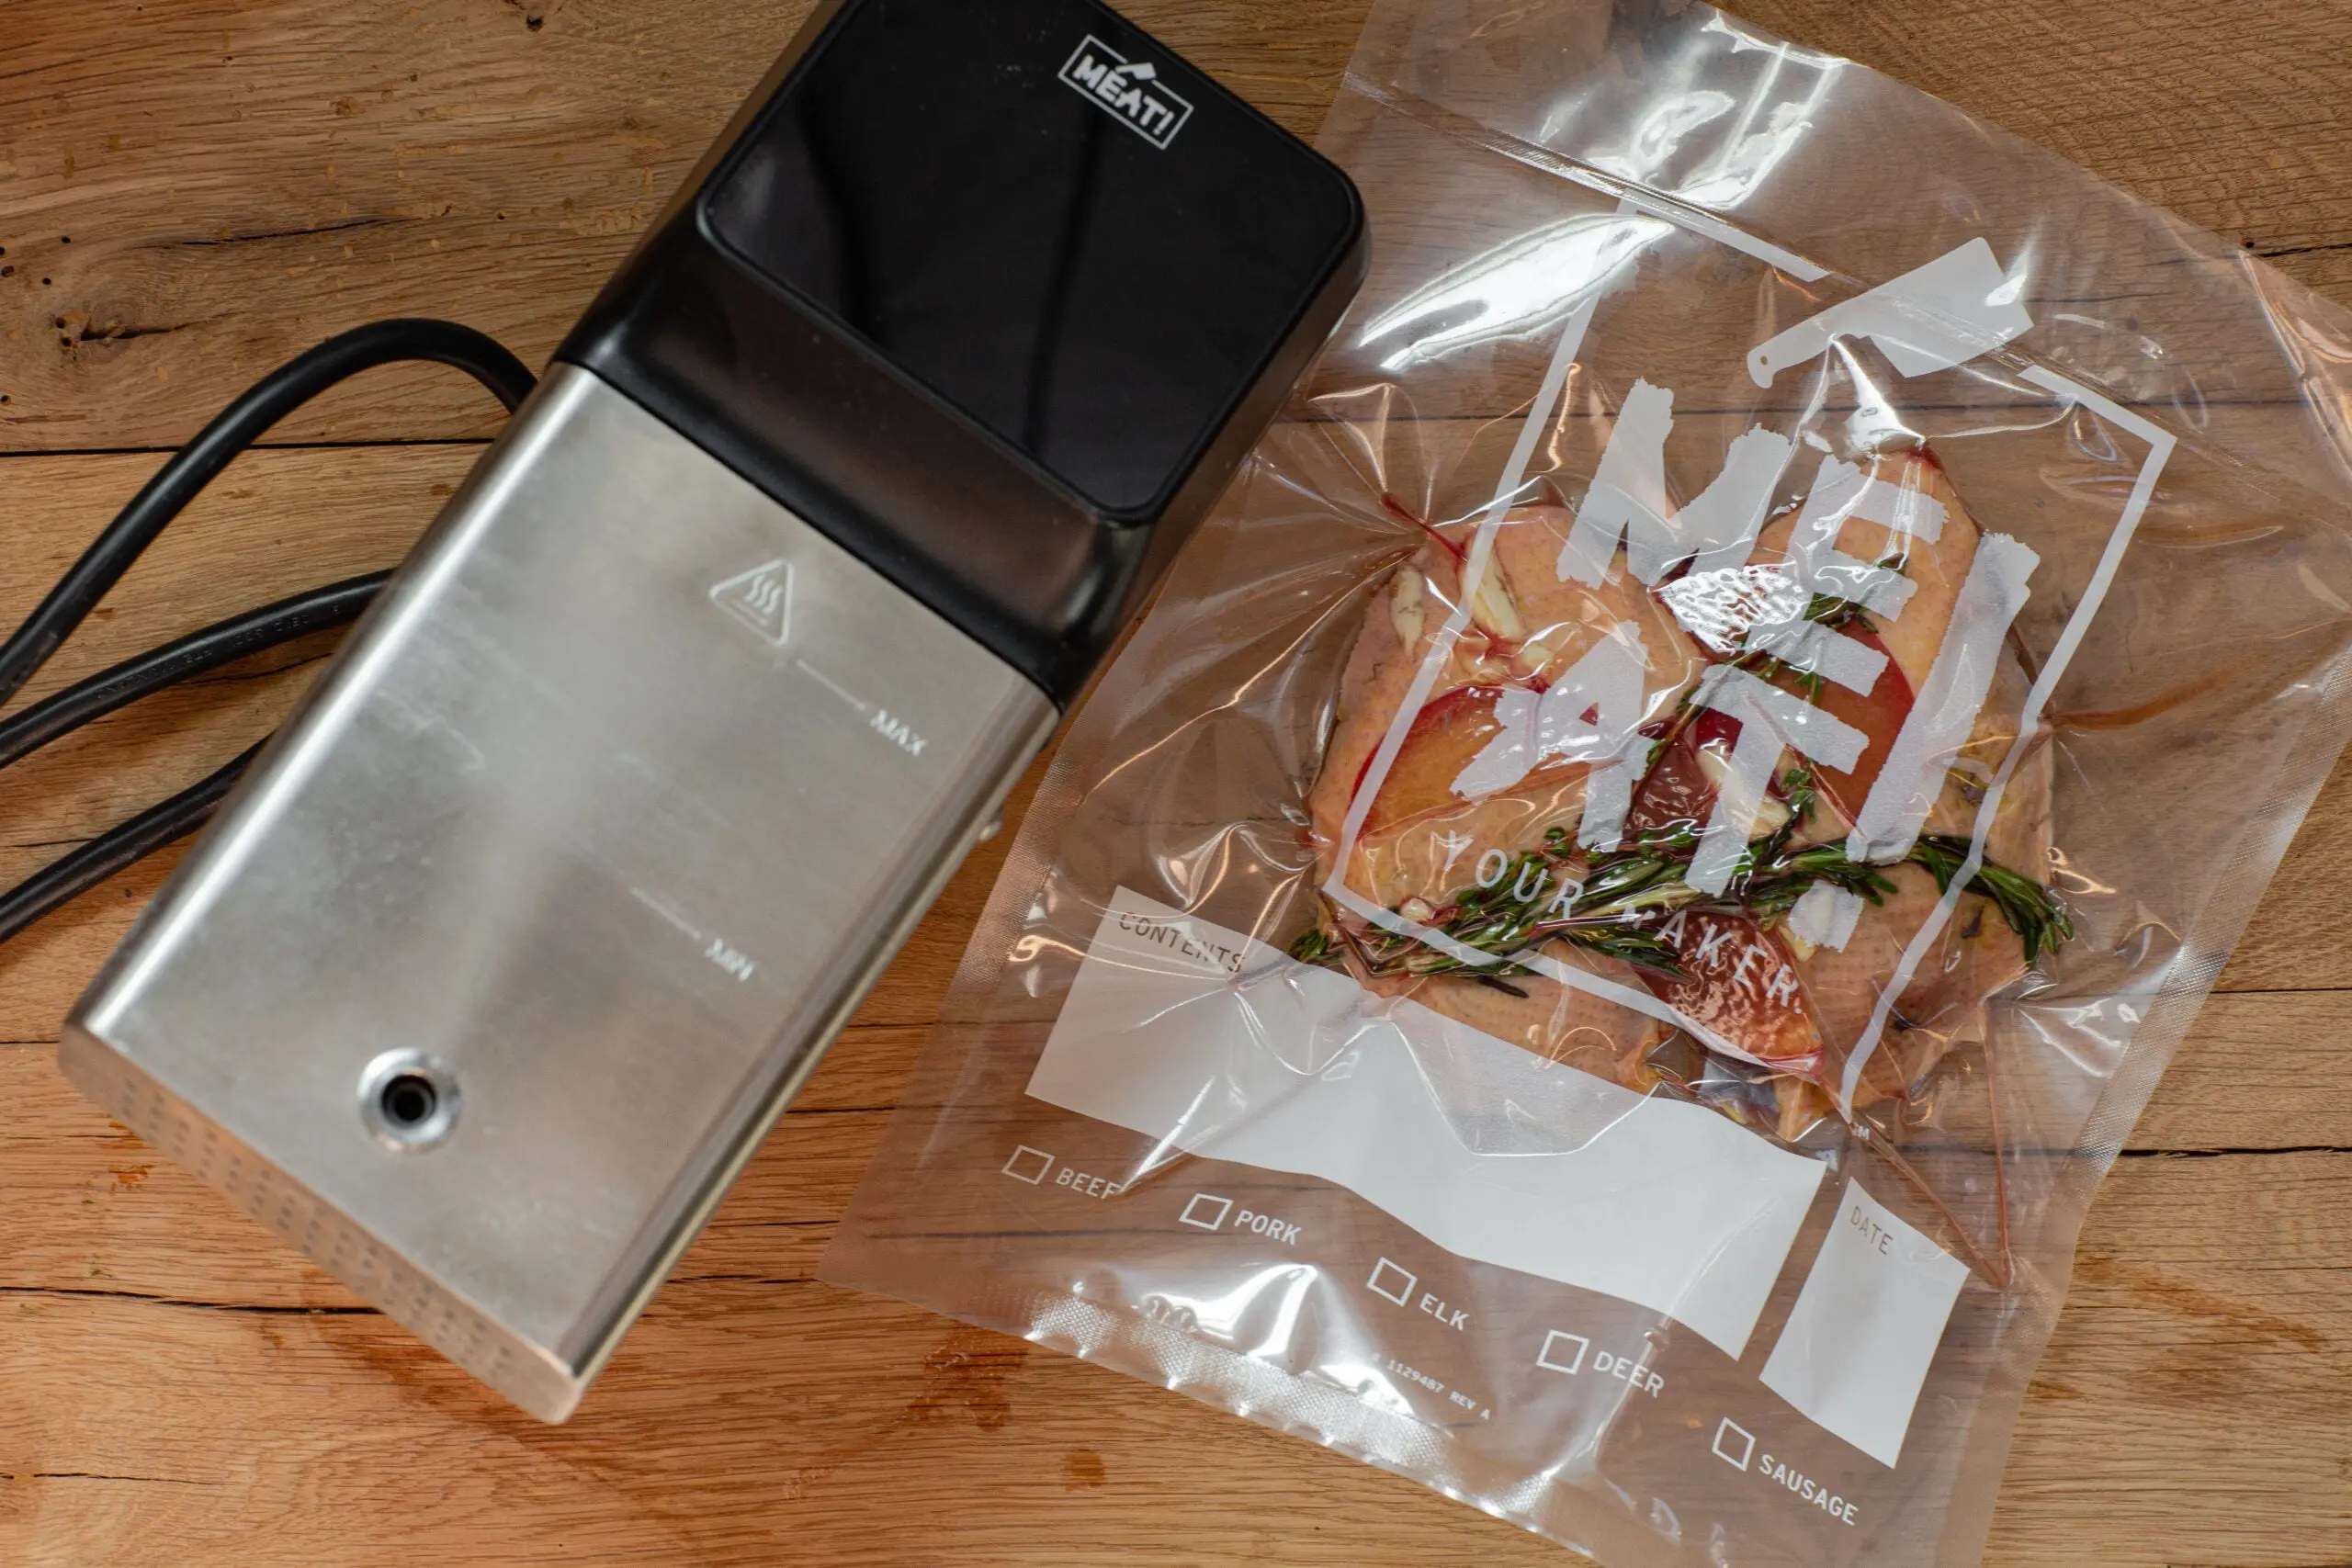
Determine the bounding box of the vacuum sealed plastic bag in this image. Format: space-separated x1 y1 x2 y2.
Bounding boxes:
823 3 2352 1562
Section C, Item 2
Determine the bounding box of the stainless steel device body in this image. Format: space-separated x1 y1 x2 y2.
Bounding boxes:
55 0 1364 1419
61 367 1055 1419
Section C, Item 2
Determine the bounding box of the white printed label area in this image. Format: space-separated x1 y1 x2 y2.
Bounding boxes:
1760 1179 1968 1466
1027 891 1827 1358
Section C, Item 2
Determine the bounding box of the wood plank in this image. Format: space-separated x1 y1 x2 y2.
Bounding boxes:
0 1101 2341 1566
0 1283 1577 1566
0 983 2339 1312
0 0 1371 454
6 3 2352 1565
9 0 2352 455
2219 739 2352 992
1726 0 2352 269
2130 991 2352 1149
1991 1147 2352 1568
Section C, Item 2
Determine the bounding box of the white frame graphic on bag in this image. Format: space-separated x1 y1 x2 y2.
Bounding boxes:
1318 192 2175 1111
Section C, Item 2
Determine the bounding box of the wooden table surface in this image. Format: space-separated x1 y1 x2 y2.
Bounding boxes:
1 2 2348 1563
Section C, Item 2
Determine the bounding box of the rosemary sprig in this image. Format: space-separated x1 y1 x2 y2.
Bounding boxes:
1302 825 2066 985
1302 565 2067 984
1906 833 2076 964
1696 594 1871 709
1806 593 1874 634
1562 924 1686 973
1288 925 1346 970
1749 763 1816 870
1738 841 1899 920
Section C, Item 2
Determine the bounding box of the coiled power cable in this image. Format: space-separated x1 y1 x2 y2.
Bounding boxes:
0 319 535 945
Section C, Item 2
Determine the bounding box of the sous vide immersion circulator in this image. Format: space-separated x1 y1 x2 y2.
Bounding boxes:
58 0 1365 1420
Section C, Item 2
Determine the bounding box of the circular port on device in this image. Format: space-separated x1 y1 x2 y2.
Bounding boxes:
379 1073 438 1129
358 1049 461 1151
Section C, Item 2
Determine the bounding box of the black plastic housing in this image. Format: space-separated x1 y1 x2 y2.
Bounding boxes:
558 0 1367 704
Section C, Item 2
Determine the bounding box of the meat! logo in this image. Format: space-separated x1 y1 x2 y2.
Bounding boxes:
1058 36 1192 150
1312 228 2169 1114
1542 238 2042 896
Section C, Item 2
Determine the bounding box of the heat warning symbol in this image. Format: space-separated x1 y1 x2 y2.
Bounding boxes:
711 558 796 648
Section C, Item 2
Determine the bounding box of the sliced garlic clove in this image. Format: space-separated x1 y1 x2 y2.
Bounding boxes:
1467 558 1525 644
1388 568 1427 651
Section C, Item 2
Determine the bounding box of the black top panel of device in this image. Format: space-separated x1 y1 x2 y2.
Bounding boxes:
703 0 1357 519
558 0 1365 701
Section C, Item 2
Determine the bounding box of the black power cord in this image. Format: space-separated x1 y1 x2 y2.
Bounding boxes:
0 573 387 773
0 743 265 946
0 320 535 947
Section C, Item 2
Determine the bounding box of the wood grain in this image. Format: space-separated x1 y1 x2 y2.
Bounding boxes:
0 1 2349 1565
0 989 2342 1309
1724 0 2352 278
0 0 1369 454
0 1023 2346 1567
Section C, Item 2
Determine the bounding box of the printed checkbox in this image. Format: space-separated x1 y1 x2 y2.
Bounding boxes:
1180 1193 1233 1231
1713 1417 1756 1472
1537 1330 1591 1376
1366 1257 1418 1306
1001 1145 1055 1185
